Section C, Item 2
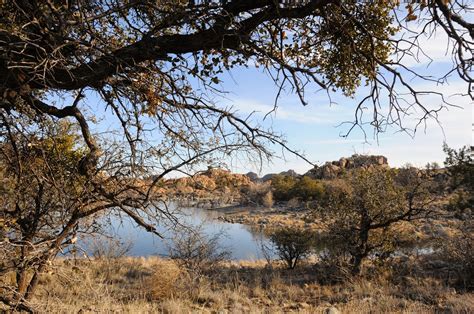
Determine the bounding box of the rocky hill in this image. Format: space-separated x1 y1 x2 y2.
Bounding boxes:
164 168 252 205
305 154 389 179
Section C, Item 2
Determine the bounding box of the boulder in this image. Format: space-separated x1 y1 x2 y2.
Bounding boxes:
322 164 341 179
339 157 348 168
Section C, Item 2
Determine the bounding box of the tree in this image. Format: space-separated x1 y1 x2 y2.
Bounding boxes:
323 167 434 275
269 227 314 269
0 119 169 311
0 0 472 310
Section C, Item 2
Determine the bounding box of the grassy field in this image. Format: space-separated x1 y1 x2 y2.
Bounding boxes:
18 256 472 313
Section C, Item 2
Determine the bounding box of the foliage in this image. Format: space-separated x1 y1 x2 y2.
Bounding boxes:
269 227 314 269
86 236 133 260
240 182 273 207
0 117 167 310
292 176 325 201
0 120 92 305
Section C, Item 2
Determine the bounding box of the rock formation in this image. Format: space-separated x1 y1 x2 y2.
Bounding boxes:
305 154 389 179
262 169 300 182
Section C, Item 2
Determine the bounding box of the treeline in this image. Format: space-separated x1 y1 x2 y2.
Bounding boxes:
240 174 326 207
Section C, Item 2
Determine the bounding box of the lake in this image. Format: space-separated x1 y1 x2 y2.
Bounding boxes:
88 206 273 260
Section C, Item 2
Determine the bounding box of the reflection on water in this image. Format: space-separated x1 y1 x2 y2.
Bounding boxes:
99 206 272 260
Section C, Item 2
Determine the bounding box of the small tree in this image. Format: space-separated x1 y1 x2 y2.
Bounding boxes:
323 167 434 275
269 227 314 269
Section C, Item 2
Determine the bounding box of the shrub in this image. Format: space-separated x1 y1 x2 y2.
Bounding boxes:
269 227 314 269
271 175 324 202
168 225 230 277
271 175 297 201
86 235 133 260
443 144 473 217
240 182 272 206
146 259 183 300
436 221 474 289
262 191 274 208
292 176 324 201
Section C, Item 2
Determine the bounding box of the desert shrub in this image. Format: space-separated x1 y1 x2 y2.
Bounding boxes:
86 235 133 260
169 225 230 277
292 176 324 201
271 174 298 201
240 182 272 206
262 191 274 208
436 221 474 290
443 145 473 217
269 227 314 269
286 197 301 209
316 244 352 283
146 259 183 300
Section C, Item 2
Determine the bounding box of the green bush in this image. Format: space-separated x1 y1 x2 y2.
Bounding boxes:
269 227 315 269
292 176 324 201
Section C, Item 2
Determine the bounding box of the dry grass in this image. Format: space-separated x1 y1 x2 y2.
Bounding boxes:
22 256 473 313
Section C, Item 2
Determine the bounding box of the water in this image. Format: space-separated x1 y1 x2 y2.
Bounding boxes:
79 206 435 261
90 206 272 260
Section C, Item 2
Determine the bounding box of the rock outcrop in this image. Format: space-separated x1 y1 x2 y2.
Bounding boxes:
262 169 300 182
306 154 388 179
245 172 260 182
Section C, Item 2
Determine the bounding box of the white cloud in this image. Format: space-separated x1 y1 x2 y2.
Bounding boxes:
230 99 351 125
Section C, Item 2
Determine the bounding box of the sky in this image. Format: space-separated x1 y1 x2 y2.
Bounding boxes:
75 10 472 177
211 25 473 176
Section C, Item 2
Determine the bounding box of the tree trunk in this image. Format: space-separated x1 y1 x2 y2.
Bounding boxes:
351 254 364 275
16 269 30 297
